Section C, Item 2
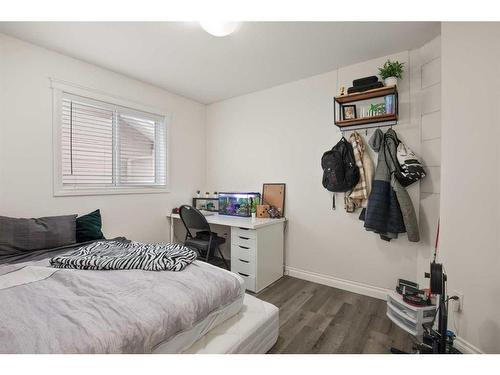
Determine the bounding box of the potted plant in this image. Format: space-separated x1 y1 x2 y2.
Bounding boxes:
378 60 404 87
251 198 258 219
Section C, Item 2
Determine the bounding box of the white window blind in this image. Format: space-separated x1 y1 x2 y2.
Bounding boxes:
60 92 167 190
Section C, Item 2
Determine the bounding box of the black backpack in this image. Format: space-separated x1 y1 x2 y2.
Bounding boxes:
321 137 360 193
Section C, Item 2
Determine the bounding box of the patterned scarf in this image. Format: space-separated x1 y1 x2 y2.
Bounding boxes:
345 131 374 212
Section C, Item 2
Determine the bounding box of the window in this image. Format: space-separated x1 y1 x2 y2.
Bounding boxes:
53 81 168 195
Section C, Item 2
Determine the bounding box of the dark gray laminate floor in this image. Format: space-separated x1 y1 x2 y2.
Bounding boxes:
254 276 414 354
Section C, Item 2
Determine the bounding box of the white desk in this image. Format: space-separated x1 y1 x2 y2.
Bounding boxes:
167 213 286 292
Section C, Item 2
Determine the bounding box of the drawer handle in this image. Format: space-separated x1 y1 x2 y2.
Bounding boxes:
239 245 250 249
239 259 249 263
239 236 250 240
238 272 250 277
238 227 249 231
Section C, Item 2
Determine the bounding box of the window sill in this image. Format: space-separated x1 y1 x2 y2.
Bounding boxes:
54 187 170 197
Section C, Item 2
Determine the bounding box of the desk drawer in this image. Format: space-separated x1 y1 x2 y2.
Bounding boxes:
232 257 256 276
232 227 257 240
231 243 255 262
232 234 256 249
235 272 256 292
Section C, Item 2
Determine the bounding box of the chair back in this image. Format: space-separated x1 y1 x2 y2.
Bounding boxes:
179 205 211 238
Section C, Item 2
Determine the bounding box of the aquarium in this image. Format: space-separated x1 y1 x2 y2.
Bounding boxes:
218 192 261 217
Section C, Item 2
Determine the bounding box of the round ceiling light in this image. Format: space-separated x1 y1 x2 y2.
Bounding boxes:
199 22 240 37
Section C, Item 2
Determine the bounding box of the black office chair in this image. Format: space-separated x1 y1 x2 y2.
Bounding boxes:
179 205 229 270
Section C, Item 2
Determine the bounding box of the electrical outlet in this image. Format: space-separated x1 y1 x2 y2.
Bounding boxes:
451 291 464 312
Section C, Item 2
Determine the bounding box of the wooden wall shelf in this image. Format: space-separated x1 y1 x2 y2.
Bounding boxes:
334 85 398 130
334 86 397 104
336 113 398 128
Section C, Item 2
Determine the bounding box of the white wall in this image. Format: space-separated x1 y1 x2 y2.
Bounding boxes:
206 51 425 294
413 36 442 285
440 23 500 354
0 33 206 242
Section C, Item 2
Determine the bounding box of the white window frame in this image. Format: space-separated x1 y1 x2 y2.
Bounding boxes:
51 78 170 196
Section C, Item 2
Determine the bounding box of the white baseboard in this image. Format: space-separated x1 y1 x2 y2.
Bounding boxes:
285 266 391 300
454 336 483 354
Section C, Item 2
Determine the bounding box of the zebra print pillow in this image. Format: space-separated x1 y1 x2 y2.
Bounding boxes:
50 240 197 271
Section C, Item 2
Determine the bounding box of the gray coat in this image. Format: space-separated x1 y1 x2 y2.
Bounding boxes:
369 129 420 242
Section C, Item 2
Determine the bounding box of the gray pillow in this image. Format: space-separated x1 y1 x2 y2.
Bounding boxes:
0 215 77 257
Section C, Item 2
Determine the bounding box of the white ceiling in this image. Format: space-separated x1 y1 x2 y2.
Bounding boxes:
0 22 440 104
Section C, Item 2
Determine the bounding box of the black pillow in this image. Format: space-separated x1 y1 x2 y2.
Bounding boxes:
0 214 77 257
76 210 105 243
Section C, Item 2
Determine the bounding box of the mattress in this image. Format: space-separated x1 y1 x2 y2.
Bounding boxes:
153 293 279 354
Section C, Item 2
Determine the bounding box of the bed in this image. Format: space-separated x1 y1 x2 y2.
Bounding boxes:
0 240 279 354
